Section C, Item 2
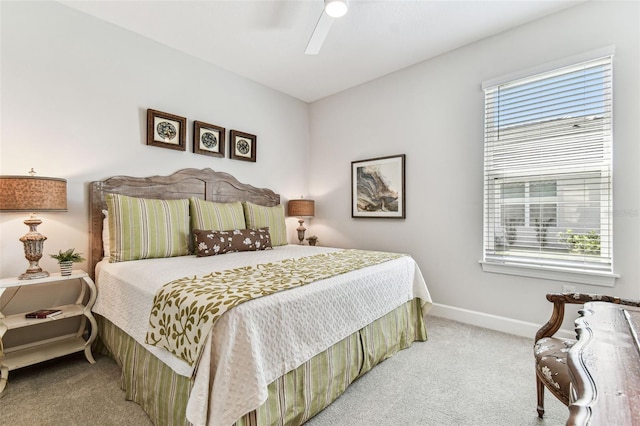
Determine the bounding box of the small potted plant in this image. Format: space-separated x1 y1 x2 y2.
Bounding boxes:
306 235 318 246
50 248 85 276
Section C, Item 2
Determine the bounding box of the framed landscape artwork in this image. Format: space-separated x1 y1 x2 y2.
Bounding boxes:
193 120 225 158
351 154 406 219
229 130 257 162
146 109 186 151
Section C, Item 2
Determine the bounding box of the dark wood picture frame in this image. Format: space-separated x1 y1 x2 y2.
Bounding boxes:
351 154 406 219
229 130 257 162
193 120 225 158
146 109 186 151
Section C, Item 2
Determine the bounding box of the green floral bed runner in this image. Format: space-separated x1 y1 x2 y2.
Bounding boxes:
145 249 405 366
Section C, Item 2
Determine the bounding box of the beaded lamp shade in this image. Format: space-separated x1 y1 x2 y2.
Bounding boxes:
0 172 68 279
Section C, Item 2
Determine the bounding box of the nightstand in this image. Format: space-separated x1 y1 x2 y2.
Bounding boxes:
0 270 97 394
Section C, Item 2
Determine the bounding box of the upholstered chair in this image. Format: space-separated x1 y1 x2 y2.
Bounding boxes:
534 293 640 418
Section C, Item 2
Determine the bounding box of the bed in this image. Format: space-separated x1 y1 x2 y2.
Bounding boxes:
88 168 432 426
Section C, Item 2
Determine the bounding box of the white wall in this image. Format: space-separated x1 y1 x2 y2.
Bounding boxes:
309 1 640 333
0 1 310 278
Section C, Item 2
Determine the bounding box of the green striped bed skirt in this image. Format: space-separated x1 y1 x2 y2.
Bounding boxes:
96 298 427 426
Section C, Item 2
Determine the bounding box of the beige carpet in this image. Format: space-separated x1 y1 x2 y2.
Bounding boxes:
0 315 567 426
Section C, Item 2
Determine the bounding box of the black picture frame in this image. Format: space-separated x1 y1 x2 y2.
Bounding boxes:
146 109 186 151
229 130 256 162
193 120 225 158
351 154 406 218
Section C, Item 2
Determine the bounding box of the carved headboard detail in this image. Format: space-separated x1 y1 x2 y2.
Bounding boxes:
88 168 280 278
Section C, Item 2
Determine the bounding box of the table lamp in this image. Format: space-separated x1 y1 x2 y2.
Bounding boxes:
287 198 315 244
0 169 68 279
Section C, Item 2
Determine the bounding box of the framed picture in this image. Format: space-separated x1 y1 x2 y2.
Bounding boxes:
351 154 406 219
146 109 186 151
193 120 225 158
229 130 256 162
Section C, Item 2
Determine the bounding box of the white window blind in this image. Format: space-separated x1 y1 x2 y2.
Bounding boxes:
483 54 613 277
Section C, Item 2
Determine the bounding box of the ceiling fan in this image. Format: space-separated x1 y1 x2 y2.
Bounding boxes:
305 0 349 55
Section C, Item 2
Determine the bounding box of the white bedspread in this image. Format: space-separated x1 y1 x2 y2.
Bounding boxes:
93 245 432 426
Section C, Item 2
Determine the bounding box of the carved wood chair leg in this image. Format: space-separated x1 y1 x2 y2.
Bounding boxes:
536 374 545 418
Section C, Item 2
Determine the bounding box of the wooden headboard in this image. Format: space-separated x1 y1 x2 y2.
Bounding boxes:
88 168 280 278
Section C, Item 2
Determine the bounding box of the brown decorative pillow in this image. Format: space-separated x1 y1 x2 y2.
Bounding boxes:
193 227 272 257
227 227 272 252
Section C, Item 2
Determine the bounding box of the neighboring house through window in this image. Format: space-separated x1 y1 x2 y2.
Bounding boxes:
481 48 617 286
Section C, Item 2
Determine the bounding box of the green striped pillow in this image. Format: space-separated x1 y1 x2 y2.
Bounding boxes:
189 198 246 231
243 202 287 246
106 194 190 262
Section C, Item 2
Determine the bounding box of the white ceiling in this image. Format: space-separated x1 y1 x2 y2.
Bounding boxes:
59 0 584 103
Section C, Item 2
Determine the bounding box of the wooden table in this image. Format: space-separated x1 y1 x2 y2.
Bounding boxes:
567 301 640 425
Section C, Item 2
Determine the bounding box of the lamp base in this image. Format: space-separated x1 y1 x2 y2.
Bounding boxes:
18 217 50 280
19 270 50 280
296 218 307 245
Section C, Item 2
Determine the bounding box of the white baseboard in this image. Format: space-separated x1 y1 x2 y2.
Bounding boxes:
428 303 576 340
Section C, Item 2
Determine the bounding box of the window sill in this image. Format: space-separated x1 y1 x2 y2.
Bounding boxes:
479 261 619 287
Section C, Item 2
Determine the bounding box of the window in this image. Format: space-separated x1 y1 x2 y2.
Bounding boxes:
482 50 615 284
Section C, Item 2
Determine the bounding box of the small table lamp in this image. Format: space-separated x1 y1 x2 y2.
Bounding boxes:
287 198 315 244
0 169 68 279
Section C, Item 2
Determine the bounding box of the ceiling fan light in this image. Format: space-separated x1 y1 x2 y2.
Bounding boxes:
324 0 348 18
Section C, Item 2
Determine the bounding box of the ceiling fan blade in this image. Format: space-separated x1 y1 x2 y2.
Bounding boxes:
305 11 334 55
